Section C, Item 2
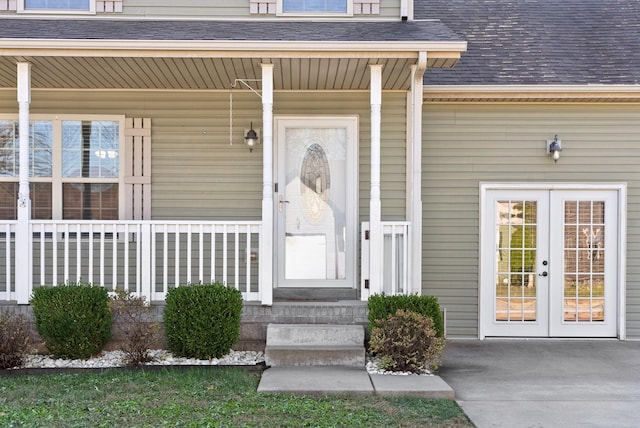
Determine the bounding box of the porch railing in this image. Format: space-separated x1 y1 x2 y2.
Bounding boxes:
360 221 412 299
1 220 261 303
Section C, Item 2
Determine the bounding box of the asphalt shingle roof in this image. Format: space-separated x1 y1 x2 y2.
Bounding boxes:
419 0 640 85
0 18 462 43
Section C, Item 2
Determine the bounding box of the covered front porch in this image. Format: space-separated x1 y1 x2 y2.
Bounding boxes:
0 19 465 305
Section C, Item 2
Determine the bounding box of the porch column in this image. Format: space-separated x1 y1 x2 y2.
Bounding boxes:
15 62 32 304
407 53 427 295
369 64 383 295
259 63 274 305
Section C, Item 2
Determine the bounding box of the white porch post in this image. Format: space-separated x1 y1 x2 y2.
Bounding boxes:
259 63 274 305
15 62 32 304
407 53 427 295
369 64 383 295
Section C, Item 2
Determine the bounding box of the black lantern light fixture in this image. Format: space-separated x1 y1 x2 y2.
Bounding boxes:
547 134 562 163
244 122 259 152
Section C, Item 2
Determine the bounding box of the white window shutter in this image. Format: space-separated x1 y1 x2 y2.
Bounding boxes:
124 118 151 220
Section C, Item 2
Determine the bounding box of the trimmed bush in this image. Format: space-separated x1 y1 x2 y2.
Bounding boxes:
0 312 32 369
110 290 159 366
30 282 112 359
369 309 446 373
368 293 444 337
163 283 243 359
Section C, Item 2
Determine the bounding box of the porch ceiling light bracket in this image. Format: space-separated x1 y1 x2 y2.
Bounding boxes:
546 135 562 163
229 78 262 150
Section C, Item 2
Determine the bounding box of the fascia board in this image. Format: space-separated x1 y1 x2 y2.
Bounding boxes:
424 85 640 101
0 39 467 58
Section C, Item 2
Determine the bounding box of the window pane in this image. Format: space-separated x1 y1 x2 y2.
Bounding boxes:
62 120 119 178
283 0 347 12
0 182 52 220
0 120 17 177
0 120 52 178
63 183 119 220
24 0 90 10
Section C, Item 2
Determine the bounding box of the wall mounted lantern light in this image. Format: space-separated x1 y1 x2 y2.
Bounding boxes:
547 135 562 163
244 123 259 152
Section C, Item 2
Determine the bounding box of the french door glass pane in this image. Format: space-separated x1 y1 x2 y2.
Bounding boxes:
563 200 606 322
495 200 537 322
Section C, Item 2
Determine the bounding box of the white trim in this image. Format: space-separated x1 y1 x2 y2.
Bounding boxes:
18 0 96 14
424 85 640 101
276 0 353 17
479 182 627 340
0 39 468 57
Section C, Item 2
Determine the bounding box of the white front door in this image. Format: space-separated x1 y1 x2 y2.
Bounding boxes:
274 116 358 288
482 188 620 337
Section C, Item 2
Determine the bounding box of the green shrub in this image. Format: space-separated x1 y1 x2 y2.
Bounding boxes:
369 309 446 373
30 282 112 359
368 293 444 337
163 283 243 359
0 312 31 369
110 290 159 366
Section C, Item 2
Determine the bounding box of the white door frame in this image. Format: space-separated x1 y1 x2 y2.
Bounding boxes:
479 183 627 339
273 115 359 288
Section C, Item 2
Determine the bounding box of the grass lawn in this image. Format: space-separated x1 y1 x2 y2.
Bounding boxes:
0 368 472 427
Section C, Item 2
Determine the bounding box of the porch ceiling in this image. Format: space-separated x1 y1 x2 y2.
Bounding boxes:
0 55 459 91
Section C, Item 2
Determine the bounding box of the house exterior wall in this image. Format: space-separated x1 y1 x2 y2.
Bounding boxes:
0 0 401 18
0 88 407 222
422 102 640 339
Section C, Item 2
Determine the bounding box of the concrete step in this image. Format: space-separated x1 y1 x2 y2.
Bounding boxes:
265 323 365 367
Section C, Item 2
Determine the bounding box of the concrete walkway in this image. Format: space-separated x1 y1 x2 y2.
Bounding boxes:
257 366 454 398
438 340 640 428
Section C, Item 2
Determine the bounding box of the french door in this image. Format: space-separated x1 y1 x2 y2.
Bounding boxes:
274 117 358 288
482 188 620 337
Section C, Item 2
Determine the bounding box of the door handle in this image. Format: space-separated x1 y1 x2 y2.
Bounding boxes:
278 195 290 213
538 271 548 277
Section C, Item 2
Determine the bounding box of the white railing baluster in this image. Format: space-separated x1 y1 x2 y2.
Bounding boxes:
124 223 129 292
175 225 180 287
211 224 216 282
198 225 204 283
52 223 58 285
5 223 12 300
88 223 94 284
187 223 192 284
64 223 69 283
222 224 228 285
163 223 168 294
111 225 116 291
76 223 81 281
100 224 105 288
246 224 251 298
39 223 45 286
234 224 240 290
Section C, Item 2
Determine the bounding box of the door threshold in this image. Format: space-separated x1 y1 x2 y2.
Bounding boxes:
273 287 358 302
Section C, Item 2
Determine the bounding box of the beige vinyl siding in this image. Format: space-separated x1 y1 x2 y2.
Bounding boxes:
0 89 406 221
121 0 400 19
422 103 640 339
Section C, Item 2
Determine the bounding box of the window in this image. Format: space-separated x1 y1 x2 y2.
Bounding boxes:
19 0 95 13
279 0 351 15
0 116 123 220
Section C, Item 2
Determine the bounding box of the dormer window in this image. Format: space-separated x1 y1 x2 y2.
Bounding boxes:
19 0 95 13
278 0 352 15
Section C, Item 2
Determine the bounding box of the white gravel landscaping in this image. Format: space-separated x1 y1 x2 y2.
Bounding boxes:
19 349 265 369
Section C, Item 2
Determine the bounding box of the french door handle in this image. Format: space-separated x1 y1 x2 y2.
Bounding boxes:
539 271 548 277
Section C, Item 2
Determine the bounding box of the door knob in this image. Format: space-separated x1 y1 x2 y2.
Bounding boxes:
539 271 548 277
